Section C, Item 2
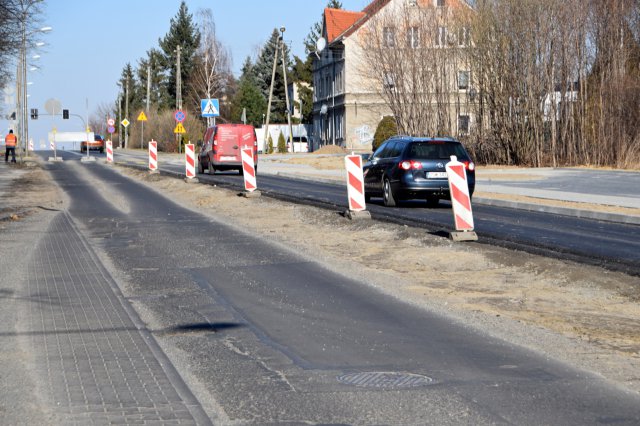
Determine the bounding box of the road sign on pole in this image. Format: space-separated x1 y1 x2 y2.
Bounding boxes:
201 99 220 117
174 110 186 122
137 111 148 121
174 122 186 134
107 118 115 127
121 118 130 127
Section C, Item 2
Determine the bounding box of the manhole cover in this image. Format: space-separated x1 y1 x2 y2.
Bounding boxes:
337 372 435 389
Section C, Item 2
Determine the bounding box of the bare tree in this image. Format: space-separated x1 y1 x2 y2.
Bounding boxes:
187 8 232 115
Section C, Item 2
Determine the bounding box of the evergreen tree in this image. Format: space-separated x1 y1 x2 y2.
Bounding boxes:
373 116 398 151
230 57 267 126
277 131 287 153
291 56 313 123
136 48 165 110
158 1 201 111
117 63 142 118
267 134 274 154
254 29 293 123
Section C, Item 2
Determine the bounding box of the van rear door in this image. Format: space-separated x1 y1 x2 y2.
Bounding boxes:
215 126 240 162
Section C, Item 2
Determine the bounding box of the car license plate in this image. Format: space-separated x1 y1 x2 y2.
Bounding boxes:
427 172 447 179
220 156 236 161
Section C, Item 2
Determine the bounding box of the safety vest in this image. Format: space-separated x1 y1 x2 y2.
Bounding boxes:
5 134 17 147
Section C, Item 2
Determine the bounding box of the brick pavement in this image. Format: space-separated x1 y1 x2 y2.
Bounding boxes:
22 211 211 425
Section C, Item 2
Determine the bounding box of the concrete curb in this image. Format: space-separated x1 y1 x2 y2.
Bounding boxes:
260 170 640 225
473 197 640 225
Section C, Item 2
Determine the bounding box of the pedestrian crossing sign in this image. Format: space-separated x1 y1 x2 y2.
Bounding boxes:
174 122 186 134
201 98 220 117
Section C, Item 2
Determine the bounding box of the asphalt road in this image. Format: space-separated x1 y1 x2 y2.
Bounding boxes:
97 149 640 276
33 153 640 424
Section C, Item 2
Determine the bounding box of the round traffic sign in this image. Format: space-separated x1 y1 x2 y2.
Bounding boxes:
107 118 115 126
107 126 115 134
174 110 186 123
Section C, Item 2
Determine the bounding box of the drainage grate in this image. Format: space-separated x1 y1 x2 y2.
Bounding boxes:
337 372 435 389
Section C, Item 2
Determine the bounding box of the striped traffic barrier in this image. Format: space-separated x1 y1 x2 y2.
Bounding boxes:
185 143 195 178
28 139 33 151
344 154 370 220
446 155 477 241
106 140 113 163
184 143 198 183
240 147 260 197
50 140 54 150
148 140 158 173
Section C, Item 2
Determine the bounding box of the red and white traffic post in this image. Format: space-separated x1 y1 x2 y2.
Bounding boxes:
344 154 371 220
184 143 198 183
106 140 113 164
446 155 478 241
148 140 158 173
240 148 260 197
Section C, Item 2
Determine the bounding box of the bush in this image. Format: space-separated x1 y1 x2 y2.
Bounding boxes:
277 132 287 153
372 116 398 152
267 135 274 154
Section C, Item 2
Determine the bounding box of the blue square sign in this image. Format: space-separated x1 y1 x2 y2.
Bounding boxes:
201 99 220 117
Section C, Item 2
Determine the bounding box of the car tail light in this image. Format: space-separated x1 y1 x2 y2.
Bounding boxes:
463 161 475 171
400 160 423 170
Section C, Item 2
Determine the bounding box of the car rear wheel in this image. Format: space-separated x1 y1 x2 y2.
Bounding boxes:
383 178 396 207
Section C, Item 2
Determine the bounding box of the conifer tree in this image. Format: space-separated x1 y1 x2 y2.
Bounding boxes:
231 57 267 126
158 1 201 111
254 29 292 123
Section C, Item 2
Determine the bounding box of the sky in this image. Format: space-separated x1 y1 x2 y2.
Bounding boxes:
4 0 370 148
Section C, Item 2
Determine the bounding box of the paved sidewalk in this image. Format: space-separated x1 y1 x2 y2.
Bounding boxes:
0 160 211 425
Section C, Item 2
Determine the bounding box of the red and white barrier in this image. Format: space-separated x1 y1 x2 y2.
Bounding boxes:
28 139 33 151
50 140 54 150
345 154 366 212
185 143 195 178
446 155 477 241
241 148 257 192
148 140 158 172
106 141 113 163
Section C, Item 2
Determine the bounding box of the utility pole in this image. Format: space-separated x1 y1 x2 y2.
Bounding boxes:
125 76 129 149
176 45 182 153
146 65 151 112
280 27 294 153
264 32 280 154
118 94 122 148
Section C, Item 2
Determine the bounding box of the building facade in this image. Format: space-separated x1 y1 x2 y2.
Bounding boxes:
312 0 474 152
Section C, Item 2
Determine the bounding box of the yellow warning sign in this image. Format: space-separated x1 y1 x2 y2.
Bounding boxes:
137 111 148 121
174 122 186 134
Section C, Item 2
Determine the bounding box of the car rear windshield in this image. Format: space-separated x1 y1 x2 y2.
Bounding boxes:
408 142 467 160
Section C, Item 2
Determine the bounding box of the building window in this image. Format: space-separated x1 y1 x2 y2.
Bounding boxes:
435 26 446 47
458 115 470 134
458 26 470 46
436 0 445 6
458 70 470 90
407 27 420 48
383 72 395 89
383 27 396 47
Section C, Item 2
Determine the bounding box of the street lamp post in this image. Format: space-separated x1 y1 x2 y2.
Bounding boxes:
16 19 51 159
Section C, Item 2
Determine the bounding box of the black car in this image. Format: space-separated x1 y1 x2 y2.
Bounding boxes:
363 136 475 207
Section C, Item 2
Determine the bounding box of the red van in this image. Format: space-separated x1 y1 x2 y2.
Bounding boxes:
198 124 258 174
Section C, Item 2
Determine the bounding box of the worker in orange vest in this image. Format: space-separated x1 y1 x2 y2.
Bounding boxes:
4 129 17 163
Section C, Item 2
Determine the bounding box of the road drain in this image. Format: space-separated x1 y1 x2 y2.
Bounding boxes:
337 372 435 389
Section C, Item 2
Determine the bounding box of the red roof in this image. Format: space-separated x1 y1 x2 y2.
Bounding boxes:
324 8 365 43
